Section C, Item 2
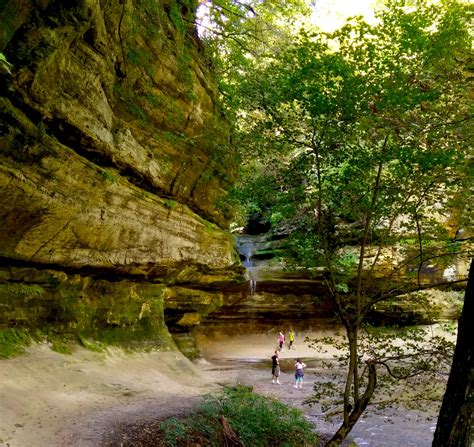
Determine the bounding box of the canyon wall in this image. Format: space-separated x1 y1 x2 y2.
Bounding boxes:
0 1 468 359
0 0 245 354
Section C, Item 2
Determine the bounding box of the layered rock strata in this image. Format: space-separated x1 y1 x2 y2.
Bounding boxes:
0 0 244 351
195 233 467 336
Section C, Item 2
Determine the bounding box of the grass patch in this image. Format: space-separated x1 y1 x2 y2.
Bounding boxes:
155 386 318 446
49 335 75 355
0 328 33 358
163 198 178 210
78 334 106 352
0 327 170 359
101 169 117 183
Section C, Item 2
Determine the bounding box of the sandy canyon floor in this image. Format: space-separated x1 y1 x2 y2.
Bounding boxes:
0 330 441 447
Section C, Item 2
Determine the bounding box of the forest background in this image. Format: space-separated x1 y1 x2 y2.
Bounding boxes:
195 0 473 445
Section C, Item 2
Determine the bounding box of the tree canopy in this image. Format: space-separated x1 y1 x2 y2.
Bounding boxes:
199 0 473 444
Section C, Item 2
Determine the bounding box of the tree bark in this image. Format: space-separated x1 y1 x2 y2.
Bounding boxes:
433 259 473 447
326 360 377 447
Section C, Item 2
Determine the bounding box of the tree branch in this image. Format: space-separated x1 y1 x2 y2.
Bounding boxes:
370 277 468 306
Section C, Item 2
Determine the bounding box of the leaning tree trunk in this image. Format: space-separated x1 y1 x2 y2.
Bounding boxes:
326 360 377 447
326 323 378 447
432 259 473 447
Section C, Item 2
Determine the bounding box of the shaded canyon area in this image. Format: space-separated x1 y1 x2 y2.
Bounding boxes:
0 0 466 360
0 1 470 446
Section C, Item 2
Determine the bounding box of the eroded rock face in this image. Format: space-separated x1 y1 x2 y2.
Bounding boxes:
0 0 244 350
202 233 468 335
0 123 237 275
2 0 235 227
0 266 176 349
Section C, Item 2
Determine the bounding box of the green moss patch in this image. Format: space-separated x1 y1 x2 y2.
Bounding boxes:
0 272 177 357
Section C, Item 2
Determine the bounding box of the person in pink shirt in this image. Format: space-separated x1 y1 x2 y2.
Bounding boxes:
278 332 285 351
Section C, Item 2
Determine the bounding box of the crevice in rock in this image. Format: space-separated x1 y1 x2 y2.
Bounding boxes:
0 256 241 292
44 120 225 226
189 172 202 199
0 83 44 126
44 118 116 168
25 114 223 226
0 255 147 282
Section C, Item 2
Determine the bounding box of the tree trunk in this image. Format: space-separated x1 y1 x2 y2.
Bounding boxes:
432 259 474 447
342 324 357 425
326 361 377 446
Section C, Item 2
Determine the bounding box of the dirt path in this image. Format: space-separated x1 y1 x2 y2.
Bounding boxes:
196 356 438 447
0 331 441 446
196 330 441 446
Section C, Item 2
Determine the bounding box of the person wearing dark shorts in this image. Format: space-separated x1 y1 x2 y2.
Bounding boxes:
271 350 280 384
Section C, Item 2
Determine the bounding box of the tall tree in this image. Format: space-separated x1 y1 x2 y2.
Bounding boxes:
229 1 473 444
195 0 311 112
433 259 473 447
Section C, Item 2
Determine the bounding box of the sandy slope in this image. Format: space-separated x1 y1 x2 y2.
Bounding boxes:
0 344 216 447
0 330 442 446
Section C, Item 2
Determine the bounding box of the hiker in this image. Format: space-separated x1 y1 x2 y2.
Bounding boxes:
278 332 285 351
271 350 280 384
294 358 306 388
288 329 295 350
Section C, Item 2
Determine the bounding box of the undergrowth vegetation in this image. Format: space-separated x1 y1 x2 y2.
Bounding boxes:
116 386 318 446
0 328 34 358
0 329 150 358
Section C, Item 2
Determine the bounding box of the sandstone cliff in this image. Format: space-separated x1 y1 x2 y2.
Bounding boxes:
0 0 244 353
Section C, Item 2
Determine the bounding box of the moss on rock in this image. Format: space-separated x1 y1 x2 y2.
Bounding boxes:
0 268 177 357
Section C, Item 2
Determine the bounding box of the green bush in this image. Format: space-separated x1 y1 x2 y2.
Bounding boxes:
159 385 318 446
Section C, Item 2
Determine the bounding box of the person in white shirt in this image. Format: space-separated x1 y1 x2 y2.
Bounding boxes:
294 358 306 388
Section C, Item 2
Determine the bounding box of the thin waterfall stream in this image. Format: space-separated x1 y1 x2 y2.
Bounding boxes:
236 235 260 294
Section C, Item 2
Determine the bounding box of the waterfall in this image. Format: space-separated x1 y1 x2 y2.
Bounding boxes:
237 235 258 295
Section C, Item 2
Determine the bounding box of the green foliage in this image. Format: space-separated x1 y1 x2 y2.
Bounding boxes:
101 169 117 183
306 323 457 412
48 334 75 355
113 82 149 125
159 385 318 446
198 0 311 117
0 328 33 358
126 47 154 77
126 46 159 80
214 1 472 443
170 2 186 35
202 219 217 233
127 0 163 40
163 198 178 209
159 417 188 447
232 0 472 289
145 92 163 107
77 335 106 353
125 0 197 100
126 102 148 123
0 52 13 74
7 284 44 298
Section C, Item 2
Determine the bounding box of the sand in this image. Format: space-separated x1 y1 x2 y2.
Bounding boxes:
0 331 442 447
0 344 215 447
196 330 441 447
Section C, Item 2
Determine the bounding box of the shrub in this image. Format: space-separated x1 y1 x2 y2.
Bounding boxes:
159 385 318 446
